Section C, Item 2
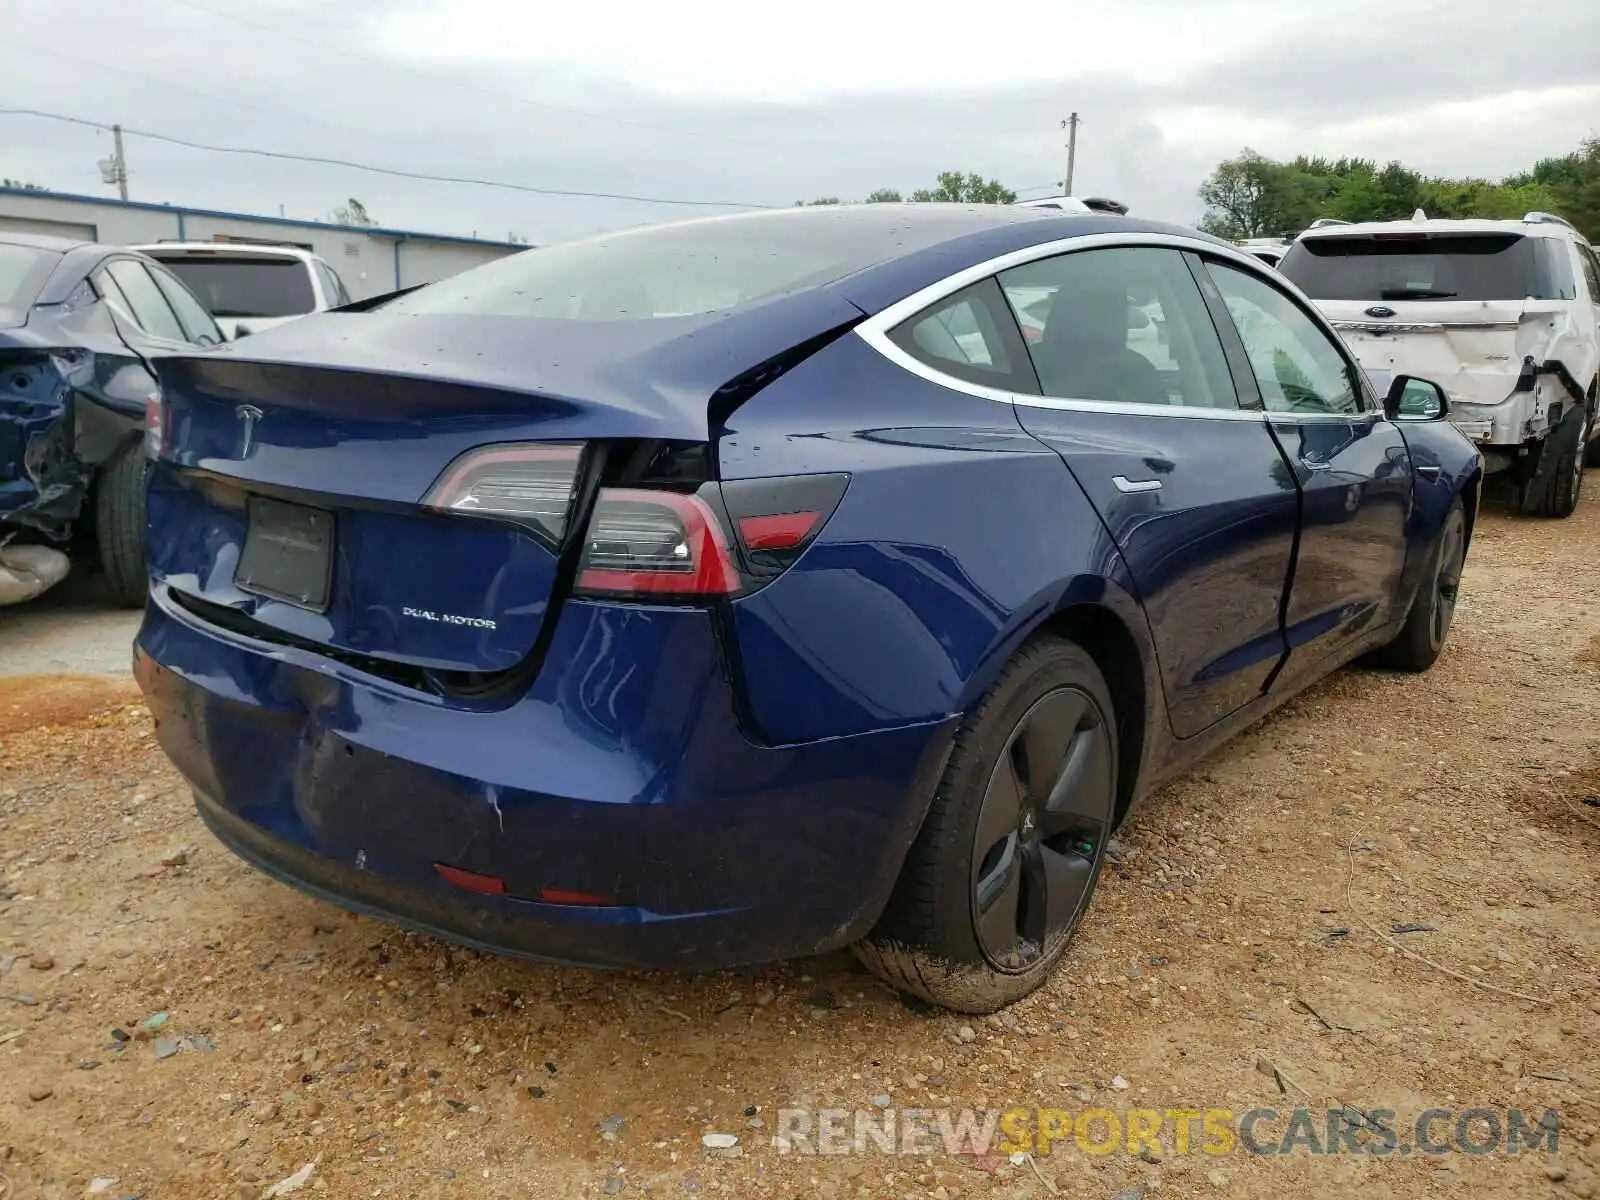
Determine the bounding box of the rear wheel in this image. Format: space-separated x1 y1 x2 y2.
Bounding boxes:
95 442 149 608
1585 393 1600 467
852 637 1117 1013
1521 405 1586 518
1370 497 1465 672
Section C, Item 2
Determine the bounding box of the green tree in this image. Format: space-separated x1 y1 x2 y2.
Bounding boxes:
1196 149 1304 238
794 174 1013 207
910 171 1016 204
2 177 46 191
1198 139 1600 241
1547 137 1600 241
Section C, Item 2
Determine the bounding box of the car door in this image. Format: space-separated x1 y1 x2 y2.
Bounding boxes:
1200 257 1413 689
989 244 1299 740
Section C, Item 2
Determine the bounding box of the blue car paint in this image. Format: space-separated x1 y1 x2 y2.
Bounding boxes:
719 333 1144 745
134 208 1482 974
148 469 558 673
136 587 957 967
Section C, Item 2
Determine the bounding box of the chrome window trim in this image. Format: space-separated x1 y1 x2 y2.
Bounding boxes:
854 230 1385 425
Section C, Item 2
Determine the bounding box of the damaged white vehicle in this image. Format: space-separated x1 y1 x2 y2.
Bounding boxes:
1280 211 1600 517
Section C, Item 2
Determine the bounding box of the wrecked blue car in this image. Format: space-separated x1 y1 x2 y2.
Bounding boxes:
0 232 224 605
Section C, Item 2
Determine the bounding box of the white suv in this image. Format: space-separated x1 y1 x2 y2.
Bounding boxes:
1280 211 1600 517
128 242 351 340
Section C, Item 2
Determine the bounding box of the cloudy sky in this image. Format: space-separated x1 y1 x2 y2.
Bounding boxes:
5 0 1598 244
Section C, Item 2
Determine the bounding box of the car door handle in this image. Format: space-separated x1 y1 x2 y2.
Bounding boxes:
1112 476 1162 493
1416 465 1442 481
1299 455 1332 472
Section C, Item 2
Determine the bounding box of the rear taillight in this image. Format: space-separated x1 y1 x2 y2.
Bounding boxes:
423 443 584 545
144 389 166 460
575 488 741 598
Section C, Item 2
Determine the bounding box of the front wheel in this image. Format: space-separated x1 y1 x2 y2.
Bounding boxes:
852 637 1118 1013
1369 497 1466 672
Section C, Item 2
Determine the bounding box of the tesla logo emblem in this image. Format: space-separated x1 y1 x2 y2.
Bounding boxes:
235 404 264 458
1363 305 1396 318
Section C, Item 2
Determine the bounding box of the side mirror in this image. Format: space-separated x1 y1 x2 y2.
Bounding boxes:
1384 374 1450 421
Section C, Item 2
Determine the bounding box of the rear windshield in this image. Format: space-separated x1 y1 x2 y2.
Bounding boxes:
152 257 316 318
387 213 937 321
1279 233 1567 302
0 243 61 328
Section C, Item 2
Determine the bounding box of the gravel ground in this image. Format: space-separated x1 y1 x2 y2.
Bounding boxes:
1 490 1597 1200
0 575 140 679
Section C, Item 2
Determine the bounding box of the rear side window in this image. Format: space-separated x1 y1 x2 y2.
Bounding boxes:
1279 233 1564 302
154 257 316 318
105 260 187 342
998 246 1240 410
0 244 60 328
887 279 1035 392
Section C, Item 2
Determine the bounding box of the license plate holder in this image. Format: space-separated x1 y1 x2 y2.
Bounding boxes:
235 497 335 612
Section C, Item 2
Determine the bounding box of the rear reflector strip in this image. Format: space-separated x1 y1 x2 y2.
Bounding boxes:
434 863 507 895
538 887 616 907
434 865 617 907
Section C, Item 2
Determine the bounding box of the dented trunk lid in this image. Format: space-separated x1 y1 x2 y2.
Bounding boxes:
149 292 863 676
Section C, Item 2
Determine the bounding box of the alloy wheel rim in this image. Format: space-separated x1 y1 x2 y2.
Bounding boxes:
970 687 1114 972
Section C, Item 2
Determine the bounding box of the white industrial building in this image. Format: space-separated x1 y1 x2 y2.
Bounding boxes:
0 187 526 301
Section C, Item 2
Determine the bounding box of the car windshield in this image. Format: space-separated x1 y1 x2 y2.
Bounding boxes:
1279 233 1561 302
387 212 949 321
153 256 317 318
0 243 61 328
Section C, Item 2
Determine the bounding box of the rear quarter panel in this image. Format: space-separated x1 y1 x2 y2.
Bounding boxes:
719 334 1160 752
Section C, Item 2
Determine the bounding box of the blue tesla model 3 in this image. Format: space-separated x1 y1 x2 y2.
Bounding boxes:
134 205 1480 1012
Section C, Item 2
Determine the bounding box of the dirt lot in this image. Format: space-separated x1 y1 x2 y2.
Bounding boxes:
2 491 1597 1200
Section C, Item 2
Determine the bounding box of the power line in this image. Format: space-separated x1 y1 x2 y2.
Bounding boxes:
0 108 776 210
168 0 782 148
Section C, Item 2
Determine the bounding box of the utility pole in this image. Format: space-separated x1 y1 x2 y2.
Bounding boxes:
1063 113 1080 195
99 126 129 200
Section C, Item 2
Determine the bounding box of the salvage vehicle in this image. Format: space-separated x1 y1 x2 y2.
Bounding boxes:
1 232 224 606
130 243 350 341
1279 211 1600 517
134 206 1480 1012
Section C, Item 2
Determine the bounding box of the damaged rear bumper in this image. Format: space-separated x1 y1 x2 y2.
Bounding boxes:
135 583 956 971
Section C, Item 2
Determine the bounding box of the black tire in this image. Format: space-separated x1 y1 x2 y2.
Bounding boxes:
95 442 149 608
852 637 1118 1014
1586 396 1600 467
1369 497 1466 672
1521 405 1586 518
